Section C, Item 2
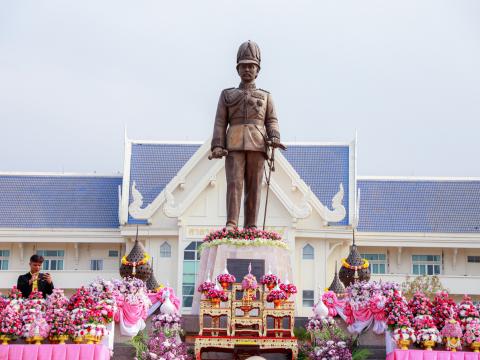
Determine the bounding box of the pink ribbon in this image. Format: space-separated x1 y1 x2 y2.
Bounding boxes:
322 291 339 317
353 306 372 322
114 298 147 326
147 287 180 311
344 303 355 325
370 295 386 322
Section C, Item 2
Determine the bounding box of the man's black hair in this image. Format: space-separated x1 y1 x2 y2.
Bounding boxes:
30 254 44 263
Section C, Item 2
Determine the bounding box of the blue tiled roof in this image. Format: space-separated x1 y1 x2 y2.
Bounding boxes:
282 145 350 225
0 175 122 228
128 143 350 225
128 143 200 223
357 179 480 233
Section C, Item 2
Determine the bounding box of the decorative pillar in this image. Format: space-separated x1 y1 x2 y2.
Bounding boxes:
18 243 24 262
176 217 184 309
73 243 79 265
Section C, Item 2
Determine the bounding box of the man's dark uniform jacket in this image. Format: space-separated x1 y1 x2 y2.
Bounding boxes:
17 272 54 298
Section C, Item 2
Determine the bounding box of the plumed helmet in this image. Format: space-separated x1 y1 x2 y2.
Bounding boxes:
237 40 261 69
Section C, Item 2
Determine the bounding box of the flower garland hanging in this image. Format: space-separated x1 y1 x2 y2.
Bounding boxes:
121 252 151 275
341 258 369 271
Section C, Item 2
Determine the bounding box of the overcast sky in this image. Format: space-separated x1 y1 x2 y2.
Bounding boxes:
1 0 479 176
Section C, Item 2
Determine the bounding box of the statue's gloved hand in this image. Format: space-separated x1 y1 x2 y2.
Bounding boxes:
210 147 228 159
269 137 286 150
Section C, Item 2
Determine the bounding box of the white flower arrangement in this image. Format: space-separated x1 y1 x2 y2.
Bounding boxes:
393 327 416 342
416 328 441 343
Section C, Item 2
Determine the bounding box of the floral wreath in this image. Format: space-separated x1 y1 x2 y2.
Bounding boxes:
121 252 151 275
341 258 369 271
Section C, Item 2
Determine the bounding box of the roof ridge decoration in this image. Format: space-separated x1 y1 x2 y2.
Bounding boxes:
128 139 347 225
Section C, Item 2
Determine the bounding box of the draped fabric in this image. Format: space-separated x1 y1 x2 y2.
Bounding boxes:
192 244 293 314
386 349 480 359
114 297 147 336
323 292 387 335
0 344 110 360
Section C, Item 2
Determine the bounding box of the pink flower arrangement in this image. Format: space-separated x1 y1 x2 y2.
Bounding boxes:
70 307 89 338
260 273 279 286
0 296 7 312
432 291 457 329
0 305 22 338
81 323 106 338
385 291 413 331
197 281 215 293
22 311 50 339
68 287 95 311
266 289 287 302
241 273 258 291
8 286 23 300
408 292 433 317
457 295 479 329
413 315 435 331
306 313 336 332
205 289 228 302
280 283 297 295
45 289 74 337
414 316 441 344
463 319 480 345
203 227 282 242
144 331 191 360
441 319 463 338
217 273 236 284
152 312 183 335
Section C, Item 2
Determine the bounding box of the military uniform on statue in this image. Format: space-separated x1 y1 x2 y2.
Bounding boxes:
194 41 298 360
210 40 281 229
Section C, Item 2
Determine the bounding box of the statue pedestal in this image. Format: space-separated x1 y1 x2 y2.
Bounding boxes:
192 244 293 314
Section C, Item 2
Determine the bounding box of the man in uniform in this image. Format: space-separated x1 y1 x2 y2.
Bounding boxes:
210 41 281 229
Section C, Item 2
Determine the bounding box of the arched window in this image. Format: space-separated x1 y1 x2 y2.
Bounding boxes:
160 242 172 258
302 244 314 260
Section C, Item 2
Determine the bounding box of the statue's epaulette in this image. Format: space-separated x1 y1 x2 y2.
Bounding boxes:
223 87 235 91
258 88 270 94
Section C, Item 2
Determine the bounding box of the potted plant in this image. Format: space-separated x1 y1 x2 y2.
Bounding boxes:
266 287 288 309
205 288 228 308
261 273 279 291
414 316 441 351
463 319 480 352
441 319 463 351
216 273 236 291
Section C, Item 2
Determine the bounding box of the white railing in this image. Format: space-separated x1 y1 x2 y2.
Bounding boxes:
370 274 480 295
0 270 120 290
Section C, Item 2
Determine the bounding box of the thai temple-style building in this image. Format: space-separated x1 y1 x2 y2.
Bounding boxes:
1 137 480 317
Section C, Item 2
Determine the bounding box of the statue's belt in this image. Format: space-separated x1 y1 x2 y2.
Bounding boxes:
229 119 265 126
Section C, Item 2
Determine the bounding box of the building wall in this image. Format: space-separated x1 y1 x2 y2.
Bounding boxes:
0 242 123 293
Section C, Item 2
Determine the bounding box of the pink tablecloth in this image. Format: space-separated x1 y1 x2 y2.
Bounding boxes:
0 344 110 360
387 349 480 360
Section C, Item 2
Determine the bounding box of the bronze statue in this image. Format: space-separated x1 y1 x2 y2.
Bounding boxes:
210 41 283 230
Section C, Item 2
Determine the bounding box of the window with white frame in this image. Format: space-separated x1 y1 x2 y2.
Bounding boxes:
303 290 315 307
302 244 314 260
37 250 64 271
182 241 202 308
90 260 103 271
0 250 9 270
412 255 441 275
108 250 119 258
361 253 387 274
160 242 172 258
